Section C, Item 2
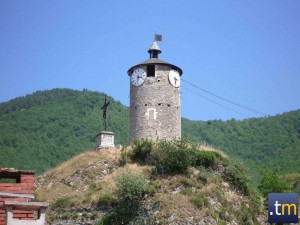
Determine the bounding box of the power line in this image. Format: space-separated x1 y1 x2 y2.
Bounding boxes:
181 78 267 116
182 85 250 117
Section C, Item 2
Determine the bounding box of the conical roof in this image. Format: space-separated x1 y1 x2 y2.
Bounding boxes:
127 41 182 76
148 41 161 53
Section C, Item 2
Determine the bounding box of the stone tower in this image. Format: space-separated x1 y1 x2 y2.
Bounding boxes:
127 40 183 143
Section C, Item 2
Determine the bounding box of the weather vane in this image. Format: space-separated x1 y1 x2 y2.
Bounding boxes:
155 33 162 42
101 95 110 131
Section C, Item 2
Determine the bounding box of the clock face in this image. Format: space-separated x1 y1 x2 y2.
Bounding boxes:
169 70 180 87
131 68 146 86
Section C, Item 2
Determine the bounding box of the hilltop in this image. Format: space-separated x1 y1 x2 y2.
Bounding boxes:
35 142 267 225
0 88 300 182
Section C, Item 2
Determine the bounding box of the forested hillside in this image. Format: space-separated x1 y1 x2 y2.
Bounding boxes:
0 89 299 182
0 89 129 173
182 111 300 182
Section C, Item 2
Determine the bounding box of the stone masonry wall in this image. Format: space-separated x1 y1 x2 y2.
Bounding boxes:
0 173 35 225
130 64 181 143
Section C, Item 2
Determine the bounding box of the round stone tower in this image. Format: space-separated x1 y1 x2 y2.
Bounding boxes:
127 40 183 143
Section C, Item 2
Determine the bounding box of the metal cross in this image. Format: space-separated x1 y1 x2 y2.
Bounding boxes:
101 95 110 131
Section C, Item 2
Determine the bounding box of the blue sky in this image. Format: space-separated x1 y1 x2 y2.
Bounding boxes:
0 1 299 121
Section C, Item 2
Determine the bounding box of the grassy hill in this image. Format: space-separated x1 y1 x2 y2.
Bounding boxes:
0 88 299 183
36 144 267 225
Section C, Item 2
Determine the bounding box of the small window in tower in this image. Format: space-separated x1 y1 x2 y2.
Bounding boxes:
147 65 155 77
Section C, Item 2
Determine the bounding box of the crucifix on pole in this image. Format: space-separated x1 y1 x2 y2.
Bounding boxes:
101 95 110 131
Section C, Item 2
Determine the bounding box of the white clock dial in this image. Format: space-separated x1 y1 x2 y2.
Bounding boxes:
169 70 180 87
131 68 146 86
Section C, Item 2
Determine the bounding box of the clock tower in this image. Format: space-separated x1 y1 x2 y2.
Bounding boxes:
127 40 183 143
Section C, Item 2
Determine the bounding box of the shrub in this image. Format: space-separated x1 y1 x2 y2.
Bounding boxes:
97 172 146 225
144 183 157 196
258 168 291 198
153 140 194 174
52 197 74 209
97 192 117 207
116 171 146 207
192 150 218 168
120 147 129 166
190 193 209 208
222 160 250 195
60 212 77 219
98 207 152 225
131 140 153 163
88 182 103 192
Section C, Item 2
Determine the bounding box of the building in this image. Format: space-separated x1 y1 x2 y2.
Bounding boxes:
127 40 183 143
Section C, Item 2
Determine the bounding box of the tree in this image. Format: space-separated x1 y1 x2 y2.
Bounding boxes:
258 168 291 198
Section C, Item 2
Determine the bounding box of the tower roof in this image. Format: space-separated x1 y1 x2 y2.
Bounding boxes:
127 41 183 76
148 41 161 54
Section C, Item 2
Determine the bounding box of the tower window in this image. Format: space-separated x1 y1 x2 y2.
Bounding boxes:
147 65 155 77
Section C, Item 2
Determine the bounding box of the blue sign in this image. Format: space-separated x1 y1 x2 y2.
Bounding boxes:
268 193 298 223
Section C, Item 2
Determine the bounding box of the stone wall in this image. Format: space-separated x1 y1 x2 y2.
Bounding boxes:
130 64 181 143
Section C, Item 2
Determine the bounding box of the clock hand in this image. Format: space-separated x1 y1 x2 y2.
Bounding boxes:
174 77 178 84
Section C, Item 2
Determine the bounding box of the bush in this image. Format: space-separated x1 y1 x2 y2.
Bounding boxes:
144 183 157 196
130 140 228 175
258 169 291 198
190 193 209 208
88 182 103 192
98 207 153 225
152 140 194 174
97 192 117 207
60 212 77 219
52 197 74 209
222 160 250 195
131 140 153 163
192 150 218 168
116 171 146 207
97 172 146 225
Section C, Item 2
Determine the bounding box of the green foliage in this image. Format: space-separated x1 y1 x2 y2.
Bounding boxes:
222 160 250 195
120 147 129 166
182 110 300 183
153 140 194 174
131 139 153 163
0 89 129 174
116 171 146 207
60 212 78 220
88 182 103 193
283 173 300 194
97 172 147 225
192 150 226 168
52 197 74 209
130 139 228 176
258 169 291 198
192 150 216 168
190 193 209 208
143 182 158 196
34 192 39 201
97 207 153 225
1 88 300 183
97 192 117 207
